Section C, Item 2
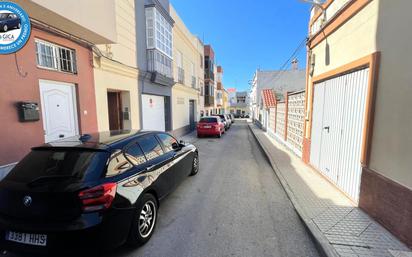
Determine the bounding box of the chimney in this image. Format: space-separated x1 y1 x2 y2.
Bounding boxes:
291 58 299 70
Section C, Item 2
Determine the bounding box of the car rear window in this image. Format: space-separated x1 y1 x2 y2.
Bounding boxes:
200 117 217 123
5 149 109 183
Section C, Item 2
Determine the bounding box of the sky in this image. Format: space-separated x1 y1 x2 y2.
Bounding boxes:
170 0 312 92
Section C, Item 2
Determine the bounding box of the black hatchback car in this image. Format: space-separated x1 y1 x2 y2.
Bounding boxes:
0 130 199 255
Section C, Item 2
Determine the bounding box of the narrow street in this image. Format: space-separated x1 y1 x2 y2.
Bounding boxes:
109 120 320 257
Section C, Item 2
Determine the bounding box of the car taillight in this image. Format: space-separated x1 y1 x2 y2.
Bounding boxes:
78 183 117 212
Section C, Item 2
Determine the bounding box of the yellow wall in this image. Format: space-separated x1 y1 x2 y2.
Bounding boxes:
306 0 412 189
171 5 202 130
172 84 199 130
305 1 379 137
15 0 116 44
369 0 412 189
93 65 139 131
93 0 140 132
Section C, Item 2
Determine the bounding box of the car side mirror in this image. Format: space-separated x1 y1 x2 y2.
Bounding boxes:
172 142 181 150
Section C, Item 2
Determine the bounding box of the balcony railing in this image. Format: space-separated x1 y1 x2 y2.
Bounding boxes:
147 49 173 79
178 67 185 84
191 76 196 89
204 95 214 106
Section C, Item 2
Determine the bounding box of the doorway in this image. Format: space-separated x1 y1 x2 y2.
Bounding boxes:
107 91 123 131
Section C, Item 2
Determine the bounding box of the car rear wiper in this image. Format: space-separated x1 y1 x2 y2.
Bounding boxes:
27 175 78 187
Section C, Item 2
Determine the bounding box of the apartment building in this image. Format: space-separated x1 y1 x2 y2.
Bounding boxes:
170 5 204 137
0 0 116 177
136 0 174 131
216 66 224 114
203 45 217 116
303 0 412 246
230 91 250 117
93 0 140 132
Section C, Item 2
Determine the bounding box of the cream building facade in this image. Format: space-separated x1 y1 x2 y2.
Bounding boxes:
170 5 204 137
303 0 412 247
93 0 140 131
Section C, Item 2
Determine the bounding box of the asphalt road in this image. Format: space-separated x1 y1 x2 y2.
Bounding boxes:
3 120 320 257
108 120 320 257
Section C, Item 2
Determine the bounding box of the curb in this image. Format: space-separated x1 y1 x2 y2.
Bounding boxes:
248 123 340 257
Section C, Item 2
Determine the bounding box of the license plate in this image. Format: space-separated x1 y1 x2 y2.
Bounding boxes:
6 231 47 246
203 126 211 128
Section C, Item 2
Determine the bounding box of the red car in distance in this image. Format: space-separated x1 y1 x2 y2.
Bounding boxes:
197 116 225 138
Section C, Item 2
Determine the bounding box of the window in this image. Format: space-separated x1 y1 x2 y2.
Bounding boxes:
200 117 218 123
124 143 147 166
35 40 77 74
157 133 178 153
138 135 164 161
176 51 183 68
145 7 173 58
106 150 133 177
200 54 203 68
6 149 107 183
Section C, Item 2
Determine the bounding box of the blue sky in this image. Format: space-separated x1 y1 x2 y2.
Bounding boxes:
170 0 311 91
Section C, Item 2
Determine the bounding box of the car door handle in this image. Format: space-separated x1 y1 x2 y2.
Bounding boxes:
146 165 156 172
323 126 330 133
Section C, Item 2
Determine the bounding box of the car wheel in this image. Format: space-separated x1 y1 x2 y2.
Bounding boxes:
17 23 21 29
3 25 8 32
189 152 199 176
127 193 158 247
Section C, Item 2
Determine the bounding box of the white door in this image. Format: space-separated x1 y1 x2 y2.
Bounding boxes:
310 81 326 170
319 76 346 183
39 80 78 143
337 69 369 201
142 94 165 131
310 68 369 201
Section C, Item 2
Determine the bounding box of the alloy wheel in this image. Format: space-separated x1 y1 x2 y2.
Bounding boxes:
138 200 156 238
17 23 21 29
192 153 199 174
3 25 7 32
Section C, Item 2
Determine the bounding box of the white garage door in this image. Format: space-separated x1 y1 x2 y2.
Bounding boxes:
39 80 78 143
142 94 165 131
310 68 369 202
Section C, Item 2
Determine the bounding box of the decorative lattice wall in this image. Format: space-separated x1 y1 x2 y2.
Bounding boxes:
268 107 276 133
286 91 305 155
276 102 286 139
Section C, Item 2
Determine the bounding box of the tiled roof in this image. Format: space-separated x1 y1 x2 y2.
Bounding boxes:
262 89 277 108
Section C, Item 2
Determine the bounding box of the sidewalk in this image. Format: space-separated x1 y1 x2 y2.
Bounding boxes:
179 130 198 144
248 123 412 257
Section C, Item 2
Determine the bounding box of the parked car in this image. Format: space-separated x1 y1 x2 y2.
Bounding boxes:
225 114 233 125
0 131 199 255
230 114 235 123
0 13 21 32
212 114 230 130
197 116 225 138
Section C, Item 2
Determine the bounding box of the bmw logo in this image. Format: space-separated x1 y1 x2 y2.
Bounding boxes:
23 196 32 207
